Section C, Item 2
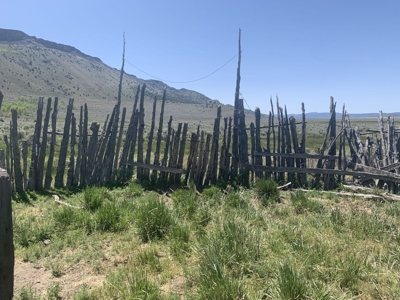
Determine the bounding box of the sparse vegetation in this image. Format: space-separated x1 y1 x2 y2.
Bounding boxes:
11 183 400 298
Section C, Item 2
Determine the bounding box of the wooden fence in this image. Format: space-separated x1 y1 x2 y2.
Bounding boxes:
2 88 400 194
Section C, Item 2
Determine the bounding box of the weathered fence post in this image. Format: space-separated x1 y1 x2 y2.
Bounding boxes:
11 109 23 192
28 97 43 190
44 97 58 189
0 168 13 300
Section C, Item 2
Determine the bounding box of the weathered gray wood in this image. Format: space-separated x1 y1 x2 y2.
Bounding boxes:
0 90 3 110
249 122 255 182
126 162 185 174
219 117 228 181
3 135 10 177
37 97 52 190
79 104 89 186
284 106 295 184
9 124 13 191
252 152 340 159
254 108 263 178
99 105 118 184
186 131 198 182
86 122 100 185
28 97 43 190
0 150 4 169
0 168 13 300
160 116 173 181
55 98 74 188
324 97 337 190
136 84 146 180
195 131 205 185
169 123 182 183
21 142 27 190
66 113 76 187
299 102 307 185
11 109 23 192
289 116 300 185
44 97 58 189
74 106 83 186
145 97 157 179
231 29 241 181
199 133 211 186
152 89 166 183
113 106 126 173
175 123 188 183
250 165 400 184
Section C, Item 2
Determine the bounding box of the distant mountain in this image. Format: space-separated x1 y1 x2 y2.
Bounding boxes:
0 28 229 124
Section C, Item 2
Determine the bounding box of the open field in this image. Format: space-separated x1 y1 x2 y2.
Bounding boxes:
11 181 400 299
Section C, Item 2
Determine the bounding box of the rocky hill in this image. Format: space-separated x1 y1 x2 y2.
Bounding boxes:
0 28 229 125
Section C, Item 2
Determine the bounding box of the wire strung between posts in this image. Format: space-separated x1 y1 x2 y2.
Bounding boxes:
124 52 238 84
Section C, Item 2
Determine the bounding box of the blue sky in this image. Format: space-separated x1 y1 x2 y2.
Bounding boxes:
2 0 400 114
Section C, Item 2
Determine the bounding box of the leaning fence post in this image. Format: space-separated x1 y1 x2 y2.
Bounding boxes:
0 168 13 300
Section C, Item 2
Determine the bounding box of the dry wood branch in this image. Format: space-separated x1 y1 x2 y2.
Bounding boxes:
52 195 82 209
278 182 292 190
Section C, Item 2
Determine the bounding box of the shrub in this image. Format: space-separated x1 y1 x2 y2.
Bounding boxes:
83 187 106 212
172 188 198 219
290 190 324 214
254 178 280 206
278 261 307 300
95 202 123 232
135 195 173 242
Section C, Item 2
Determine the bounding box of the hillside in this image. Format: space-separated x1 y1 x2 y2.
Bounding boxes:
0 28 238 126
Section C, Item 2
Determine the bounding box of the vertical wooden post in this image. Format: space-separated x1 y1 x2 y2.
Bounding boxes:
28 97 43 190
113 106 126 173
38 97 52 190
0 168 13 300
0 150 4 169
55 98 74 188
255 108 262 178
66 113 76 187
22 141 28 190
145 97 157 180
86 122 100 185
80 103 89 186
250 122 255 182
160 116 173 182
152 89 166 183
136 84 146 180
4 135 10 177
299 102 307 186
11 109 23 192
270 98 277 180
175 123 188 183
74 106 83 186
44 97 58 189
231 29 242 181
284 106 294 184
0 90 3 110
324 97 336 190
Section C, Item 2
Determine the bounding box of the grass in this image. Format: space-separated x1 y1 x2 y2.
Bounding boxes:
11 182 400 299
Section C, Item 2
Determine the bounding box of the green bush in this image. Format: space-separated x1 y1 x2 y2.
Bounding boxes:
278 261 307 300
254 178 280 206
135 195 173 242
83 186 106 212
290 190 324 214
169 224 191 258
172 188 198 219
95 202 123 232
53 207 76 229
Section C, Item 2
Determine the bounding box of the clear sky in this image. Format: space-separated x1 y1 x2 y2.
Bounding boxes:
2 0 400 114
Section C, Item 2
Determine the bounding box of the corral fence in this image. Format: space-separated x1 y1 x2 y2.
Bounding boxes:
1 90 400 194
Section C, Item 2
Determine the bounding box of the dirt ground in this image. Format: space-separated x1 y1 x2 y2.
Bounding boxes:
14 260 105 298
